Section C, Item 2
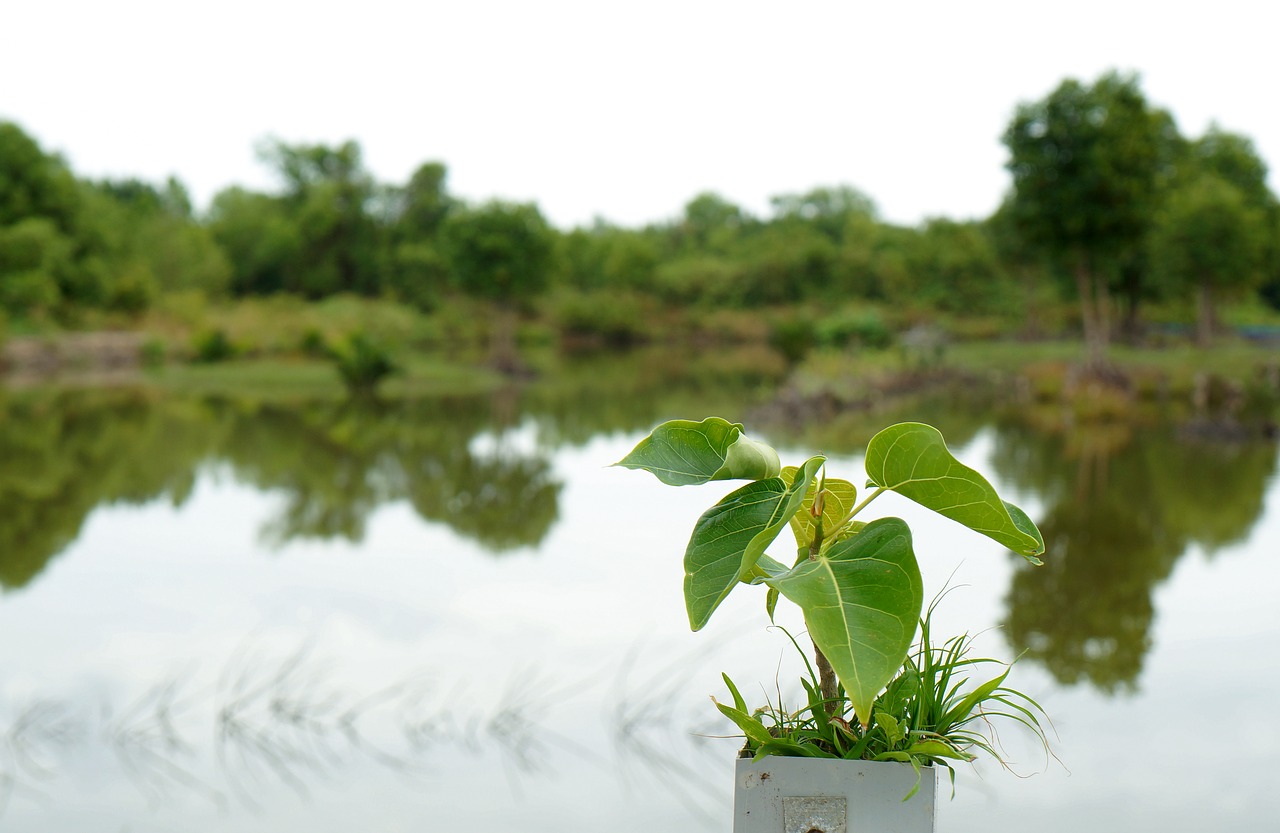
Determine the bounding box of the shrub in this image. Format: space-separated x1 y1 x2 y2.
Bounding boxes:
105 262 157 315
769 316 817 364
551 289 654 347
652 256 745 306
299 327 328 357
329 332 399 393
139 337 167 368
816 309 893 350
192 329 236 362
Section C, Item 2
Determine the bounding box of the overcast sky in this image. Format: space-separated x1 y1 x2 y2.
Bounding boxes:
3 1 1278 229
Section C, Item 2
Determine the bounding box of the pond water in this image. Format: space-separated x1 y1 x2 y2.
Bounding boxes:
1 349 1278 832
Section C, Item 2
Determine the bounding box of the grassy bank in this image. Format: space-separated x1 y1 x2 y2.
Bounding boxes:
3 292 1278 405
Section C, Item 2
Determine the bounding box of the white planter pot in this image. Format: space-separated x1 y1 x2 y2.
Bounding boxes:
733 755 938 833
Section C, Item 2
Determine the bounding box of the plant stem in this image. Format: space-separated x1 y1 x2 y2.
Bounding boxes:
808 523 824 559
842 486 886 527
814 642 840 717
806 514 840 715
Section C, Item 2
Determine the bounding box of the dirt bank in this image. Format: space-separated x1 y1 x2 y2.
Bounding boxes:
1 332 145 378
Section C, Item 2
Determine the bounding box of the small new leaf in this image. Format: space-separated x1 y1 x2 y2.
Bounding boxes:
613 417 780 486
782 466 858 552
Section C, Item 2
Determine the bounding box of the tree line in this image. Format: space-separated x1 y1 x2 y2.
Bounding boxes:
3 70 1278 356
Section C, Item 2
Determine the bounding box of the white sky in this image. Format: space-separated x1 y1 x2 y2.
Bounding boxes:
2 1 1278 229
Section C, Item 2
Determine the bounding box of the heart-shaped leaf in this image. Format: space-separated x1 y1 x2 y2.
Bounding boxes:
864 422 1044 562
781 466 858 552
766 517 923 729
683 456 824 631
613 417 780 486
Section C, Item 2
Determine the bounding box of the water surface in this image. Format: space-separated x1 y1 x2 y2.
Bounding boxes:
1 353 1277 831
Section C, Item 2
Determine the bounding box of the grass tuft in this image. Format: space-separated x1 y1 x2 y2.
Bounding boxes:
714 591 1056 799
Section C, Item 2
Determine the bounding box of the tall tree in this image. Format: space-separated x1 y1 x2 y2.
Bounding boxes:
1149 173 1268 345
381 161 453 310
208 186 302 296
440 201 556 372
1189 125 1274 207
0 122 119 314
87 177 231 299
256 139 382 297
391 161 452 242
1183 125 1280 313
1003 72 1174 368
0 122 80 230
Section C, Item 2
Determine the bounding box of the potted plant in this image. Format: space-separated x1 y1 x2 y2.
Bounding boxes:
615 417 1050 833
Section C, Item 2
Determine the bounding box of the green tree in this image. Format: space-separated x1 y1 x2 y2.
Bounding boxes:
734 223 835 305
679 192 749 253
377 161 454 310
1003 72 1174 368
208 186 303 296
257 138 382 297
390 161 452 242
901 218 1013 315
86 177 231 300
831 219 917 302
1189 125 1274 207
0 122 109 316
0 122 81 230
441 200 555 301
558 222 660 292
1181 126 1280 315
0 218 71 314
441 201 556 371
1149 173 1268 345
769 184 877 243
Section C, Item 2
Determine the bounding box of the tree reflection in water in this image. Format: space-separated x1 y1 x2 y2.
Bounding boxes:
992 415 1278 691
0 346 786 590
2 364 1276 702
0 388 218 589
0 390 564 590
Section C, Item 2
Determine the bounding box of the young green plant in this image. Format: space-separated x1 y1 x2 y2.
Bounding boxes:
614 417 1045 731
714 595 1054 797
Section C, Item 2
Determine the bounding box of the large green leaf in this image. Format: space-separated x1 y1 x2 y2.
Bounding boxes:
613 417 781 486
864 423 1044 562
683 456 824 631
781 466 858 552
766 517 923 729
